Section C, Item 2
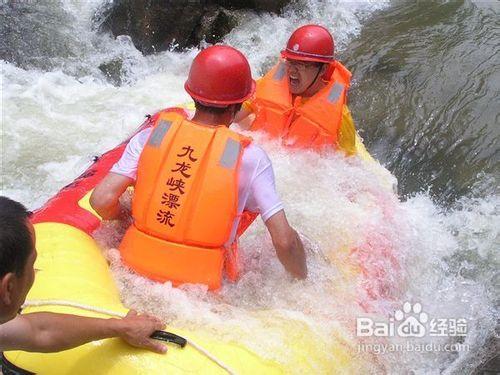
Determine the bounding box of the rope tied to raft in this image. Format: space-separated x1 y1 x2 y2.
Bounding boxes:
22 299 236 375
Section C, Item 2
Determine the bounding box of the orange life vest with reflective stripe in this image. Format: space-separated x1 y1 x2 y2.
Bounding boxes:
251 60 351 150
119 111 251 290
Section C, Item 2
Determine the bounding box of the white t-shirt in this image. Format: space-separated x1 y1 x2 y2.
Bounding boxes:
111 124 283 244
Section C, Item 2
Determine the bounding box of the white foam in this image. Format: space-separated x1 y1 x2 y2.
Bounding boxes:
93 137 498 372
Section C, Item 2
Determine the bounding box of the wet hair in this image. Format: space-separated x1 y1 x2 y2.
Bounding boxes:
0 197 32 277
194 101 242 115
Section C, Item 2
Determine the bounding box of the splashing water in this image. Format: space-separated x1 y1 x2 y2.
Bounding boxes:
93 138 402 372
93 131 498 372
2 0 498 373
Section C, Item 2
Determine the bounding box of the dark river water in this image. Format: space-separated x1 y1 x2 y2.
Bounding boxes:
343 0 499 205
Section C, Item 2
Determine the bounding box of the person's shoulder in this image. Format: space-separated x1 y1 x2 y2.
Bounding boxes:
243 143 269 160
129 127 153 148
137 126 153 139
0 314 30 349
241 142 272 170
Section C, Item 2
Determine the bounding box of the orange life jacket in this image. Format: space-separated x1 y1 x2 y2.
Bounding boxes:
251 60 351 150
119 111 251 290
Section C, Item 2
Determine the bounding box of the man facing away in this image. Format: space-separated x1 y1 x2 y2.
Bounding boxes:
0 196 167 354
90 45 307 290
237 24 357 154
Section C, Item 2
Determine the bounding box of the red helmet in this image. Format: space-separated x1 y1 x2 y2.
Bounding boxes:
281 25 335 64
185 45 255 107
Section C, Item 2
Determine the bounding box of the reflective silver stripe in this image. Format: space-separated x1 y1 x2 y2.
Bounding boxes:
285 47 334 60
219 138 241 169
273 62 286 81
327 83 344 103
148 120 172 147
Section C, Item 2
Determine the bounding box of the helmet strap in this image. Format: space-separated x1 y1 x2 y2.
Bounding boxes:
322 62 335 81
302 64 324 95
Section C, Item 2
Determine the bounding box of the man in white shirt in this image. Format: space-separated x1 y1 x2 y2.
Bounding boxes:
109 114 285 246
91 45 306 288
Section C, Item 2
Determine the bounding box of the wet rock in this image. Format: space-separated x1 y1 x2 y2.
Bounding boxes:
214 0 290 12
98 58 124 86
93 0 290 54
192 6 238 46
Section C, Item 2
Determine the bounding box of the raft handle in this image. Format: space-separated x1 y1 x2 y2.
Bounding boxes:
151 330 187 348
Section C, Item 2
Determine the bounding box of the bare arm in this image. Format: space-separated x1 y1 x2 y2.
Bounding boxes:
0 310 166 353
265 210 307 279
90 172 134 220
